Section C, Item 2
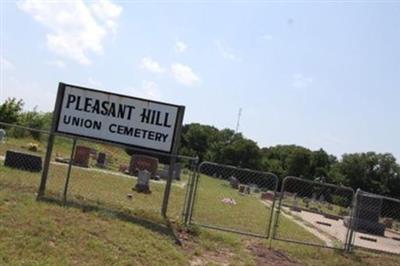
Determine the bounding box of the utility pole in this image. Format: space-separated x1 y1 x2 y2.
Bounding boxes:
235 108 242 133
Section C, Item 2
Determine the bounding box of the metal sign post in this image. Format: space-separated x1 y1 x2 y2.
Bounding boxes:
161 106 185 217
37 83 64 199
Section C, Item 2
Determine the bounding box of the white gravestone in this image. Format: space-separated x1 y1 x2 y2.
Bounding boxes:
0 129 6 143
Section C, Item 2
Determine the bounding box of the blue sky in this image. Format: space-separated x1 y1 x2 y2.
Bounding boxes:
1 1 399 160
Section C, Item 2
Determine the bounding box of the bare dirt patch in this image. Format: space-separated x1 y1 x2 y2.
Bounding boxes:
246 242 300 266
177 229 234 266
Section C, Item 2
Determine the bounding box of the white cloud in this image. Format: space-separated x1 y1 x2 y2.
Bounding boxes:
262 34 273 41
215 40 240 61
131 80 161 100
175 41 187 53
90 0 122 33
46 59 65 68
292 73 313 88
0 58 15 71
18 0 122 65
171 63 199 87
140 57 165 73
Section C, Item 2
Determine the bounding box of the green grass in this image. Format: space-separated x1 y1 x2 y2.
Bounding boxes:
1 135 400 265
1 165 400 265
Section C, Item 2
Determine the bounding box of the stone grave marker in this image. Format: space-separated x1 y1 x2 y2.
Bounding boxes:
96 152 107 168
134 170 151 193
228 176 239 189
129 154 159 179
73 146 91 167
0 129 6 143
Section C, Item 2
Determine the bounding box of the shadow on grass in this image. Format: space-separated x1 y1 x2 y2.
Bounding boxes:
35 194 182 246
0 176 183 245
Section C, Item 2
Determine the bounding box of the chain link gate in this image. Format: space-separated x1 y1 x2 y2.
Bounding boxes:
272 176 355 250
184 162 278 238
348 189 400 255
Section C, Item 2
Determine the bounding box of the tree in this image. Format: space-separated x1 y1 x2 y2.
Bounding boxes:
18 109 52 140
310 148 334 179
338 152 400 196
0 98 24 124
179 123 219 161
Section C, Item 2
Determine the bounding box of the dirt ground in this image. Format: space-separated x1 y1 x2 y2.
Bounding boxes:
246 242 299 266
177 229 299 266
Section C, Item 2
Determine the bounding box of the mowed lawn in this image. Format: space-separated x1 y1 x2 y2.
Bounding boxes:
0 133 399 265
2 165 400 265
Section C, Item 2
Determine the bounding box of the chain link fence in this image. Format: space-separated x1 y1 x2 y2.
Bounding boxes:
0 122 197 222
2 122 400 255
348 189 400 255
273 176 354 250
187 162 278 238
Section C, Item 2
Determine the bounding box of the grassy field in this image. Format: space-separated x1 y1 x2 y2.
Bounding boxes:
1 169 400 265
1 135 400 265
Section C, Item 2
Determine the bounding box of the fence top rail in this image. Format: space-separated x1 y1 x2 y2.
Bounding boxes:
282 176 355 193
0 121 197 161
357 189 400 203
0 121 51 135
198 161 278 178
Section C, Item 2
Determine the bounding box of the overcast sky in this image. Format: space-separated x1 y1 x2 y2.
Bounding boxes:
1 1 399 160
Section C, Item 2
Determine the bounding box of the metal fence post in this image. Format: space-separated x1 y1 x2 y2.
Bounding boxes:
346 188 360 252
272 177 287 240
183 156 199 224
62 138 77 204
188 162 201 225
267 174 279 246
161 106 185 217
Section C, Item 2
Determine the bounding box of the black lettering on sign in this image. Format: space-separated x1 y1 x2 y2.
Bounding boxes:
63 115 102 130
140 108 173 128
64 94 136 120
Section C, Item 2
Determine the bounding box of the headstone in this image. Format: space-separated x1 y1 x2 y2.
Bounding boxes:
312 192 317 202
96 152 107 168
238 184 250 194
129 155 159 179
4 150 42 172
134 170 151 193
291 198 301 212
159 163 181 180
261 191 275 201
0 129 6 143
228 176 239 189
73 145 91 167
344 193 386 236
319 194 325 202
383 218 393 229
173 163 181 180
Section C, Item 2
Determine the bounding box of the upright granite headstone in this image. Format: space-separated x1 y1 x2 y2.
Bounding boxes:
173 163 181 180
129 154 159 179
344 193 385 236
159 163 181 180
134 170 151 193
73 145 91 167
96 152 107 168
228 176 239 189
